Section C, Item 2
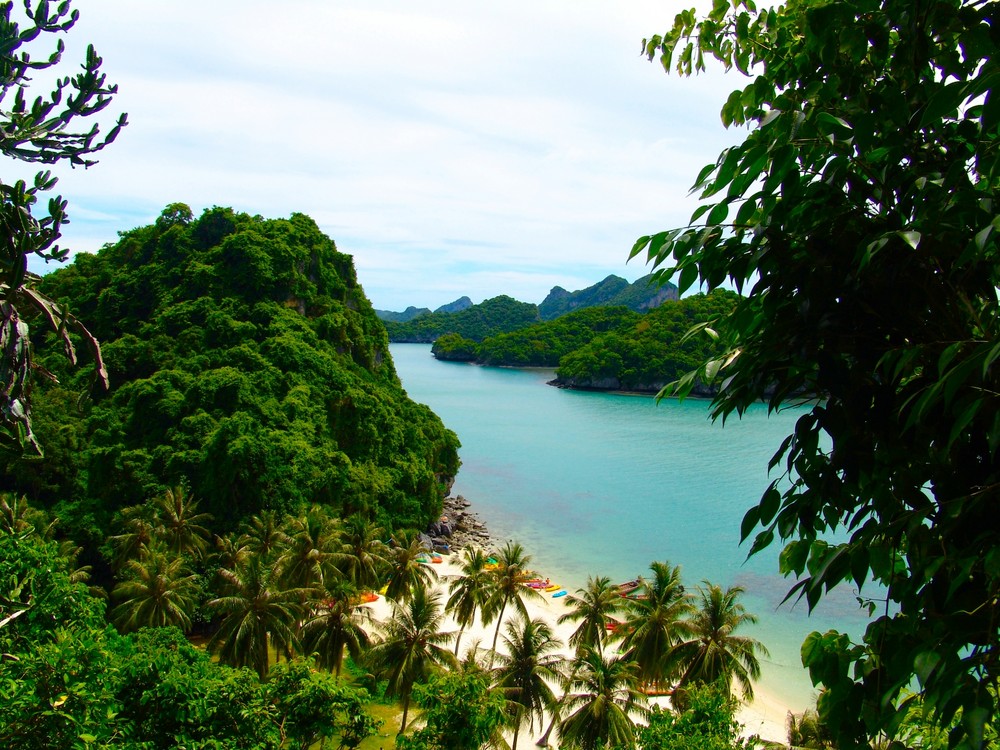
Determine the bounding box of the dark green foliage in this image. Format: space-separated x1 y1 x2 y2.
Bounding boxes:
395 670 507 750
385 294 541 343
376 305 432 323
538 274 677 321
430 332 479 362
3 205 460 532
553 291 736 391
0 528 379 749
635 684 755 750
475 306 640 368
636 0 1000 746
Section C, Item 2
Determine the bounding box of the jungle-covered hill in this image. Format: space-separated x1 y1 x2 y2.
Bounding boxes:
382 275 678 342
432 291 737 393
2 205 460 545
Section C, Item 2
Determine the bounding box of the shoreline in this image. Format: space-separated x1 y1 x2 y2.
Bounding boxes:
424 493 795 745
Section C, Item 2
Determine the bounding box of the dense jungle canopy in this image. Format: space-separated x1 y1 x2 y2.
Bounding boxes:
1 205 460 543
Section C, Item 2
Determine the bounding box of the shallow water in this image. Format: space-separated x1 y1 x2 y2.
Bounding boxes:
391 343 871 710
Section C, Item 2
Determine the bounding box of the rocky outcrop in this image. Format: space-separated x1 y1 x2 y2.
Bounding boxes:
425 494 495 552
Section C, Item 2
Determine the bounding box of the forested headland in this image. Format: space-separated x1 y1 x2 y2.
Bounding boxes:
431 291 737 394
3 205 460 547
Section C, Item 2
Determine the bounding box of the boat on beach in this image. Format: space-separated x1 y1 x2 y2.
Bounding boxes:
616 578 641 597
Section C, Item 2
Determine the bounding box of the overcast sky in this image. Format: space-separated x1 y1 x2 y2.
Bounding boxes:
27 1 748 311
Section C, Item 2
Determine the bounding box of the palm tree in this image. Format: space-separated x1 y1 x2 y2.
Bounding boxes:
107 504 157 569
0 493 54 537
336 513 389 591
485 541 542 657
207 556 307 679
558 575 623 656
211 531 249 571
446 545 493 657
153 485 213 560
672 582 769 701
366 585 457 733
240 510 283 563
492 615 566 750
538 575 624 746
110 543 201 633
274 505 341 591
614 560 693 692
383 529 437 603
558 648 648 750
301 579 373 676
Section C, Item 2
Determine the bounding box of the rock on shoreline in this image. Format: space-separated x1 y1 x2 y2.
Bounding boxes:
427 494 496 552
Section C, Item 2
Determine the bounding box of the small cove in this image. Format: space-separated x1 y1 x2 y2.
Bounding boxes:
390 343 872 711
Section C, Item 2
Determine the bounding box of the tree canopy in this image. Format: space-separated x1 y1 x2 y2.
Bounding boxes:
633 0 1000 746
2 205 460 537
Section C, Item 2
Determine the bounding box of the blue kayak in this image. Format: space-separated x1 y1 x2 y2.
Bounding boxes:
552 590 567 598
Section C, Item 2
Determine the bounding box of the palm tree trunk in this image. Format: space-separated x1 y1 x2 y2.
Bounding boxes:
454 625 465 656
400 693 411 733
537 663 579 746
490 596 509 666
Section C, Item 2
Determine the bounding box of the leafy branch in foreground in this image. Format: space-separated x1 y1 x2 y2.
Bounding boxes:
0 1 126 454
634 1 1000 747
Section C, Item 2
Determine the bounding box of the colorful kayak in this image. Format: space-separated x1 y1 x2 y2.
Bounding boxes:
544 584 562 592
552 590 567 598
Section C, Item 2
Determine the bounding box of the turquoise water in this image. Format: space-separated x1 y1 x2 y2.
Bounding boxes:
391 343 870 710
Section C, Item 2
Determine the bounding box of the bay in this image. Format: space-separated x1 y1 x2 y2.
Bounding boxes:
391 343 870 710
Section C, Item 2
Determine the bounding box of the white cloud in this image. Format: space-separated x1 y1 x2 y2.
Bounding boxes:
27 0 749 310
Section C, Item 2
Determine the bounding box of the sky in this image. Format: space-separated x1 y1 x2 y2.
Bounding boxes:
22 1 750 312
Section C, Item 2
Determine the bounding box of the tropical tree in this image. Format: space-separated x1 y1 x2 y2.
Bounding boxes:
109 542 201 633
240 510 283 563
366 585 457 733
614 561 693 691
492 615 566 750
672 583 768 701
274 505 341 591
383 529 437 603
558 647 648 750
484 540 542 656
558 575 624 656
635 0 1000 744
301 579 373 677
336 513 389 591
107 503 157 569
786 705 833 750
211 531 248 571
446 545 493 657
0 493 53 537
637 683 756 750
152 485 213 560
395 670 507 750
207 555 307 679
538 575 626 746
0 0 125 456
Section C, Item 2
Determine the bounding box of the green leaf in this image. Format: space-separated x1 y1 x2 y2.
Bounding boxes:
898 230 921 249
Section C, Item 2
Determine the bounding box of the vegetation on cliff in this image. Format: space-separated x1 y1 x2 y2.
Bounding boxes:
430 292 736 394
384 295 540 343
3 205 460 541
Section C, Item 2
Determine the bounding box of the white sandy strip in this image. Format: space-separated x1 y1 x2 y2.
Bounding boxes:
364 556 791 746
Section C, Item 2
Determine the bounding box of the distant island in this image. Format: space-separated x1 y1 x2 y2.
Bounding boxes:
378 274 735 396
377 273 678 339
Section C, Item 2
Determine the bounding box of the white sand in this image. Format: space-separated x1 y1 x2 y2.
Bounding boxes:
365 555 792 746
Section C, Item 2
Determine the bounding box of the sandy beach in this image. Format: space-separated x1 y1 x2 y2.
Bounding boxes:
366 550 792 746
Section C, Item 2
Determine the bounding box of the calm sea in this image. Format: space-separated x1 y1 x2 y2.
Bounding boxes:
390 343 871 710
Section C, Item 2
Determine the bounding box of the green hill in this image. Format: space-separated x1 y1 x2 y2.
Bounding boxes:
4 205 460 537
383 295 540 343
431 292 736 393
538 273 677 320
